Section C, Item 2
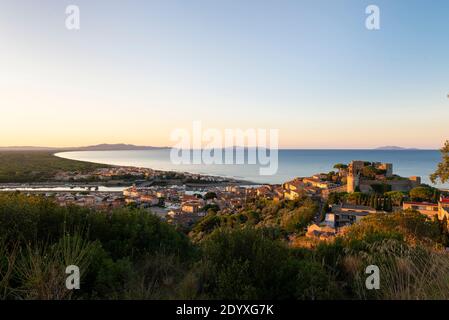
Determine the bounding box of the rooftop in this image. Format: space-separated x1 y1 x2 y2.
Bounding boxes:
440 197 449 204
403 201 438 207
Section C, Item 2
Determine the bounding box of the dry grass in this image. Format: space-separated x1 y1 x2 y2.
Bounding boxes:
344 239 449 300
0 241 19 299
1 234 98 300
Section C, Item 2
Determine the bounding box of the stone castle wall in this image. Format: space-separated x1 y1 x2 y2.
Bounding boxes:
358 178 420 193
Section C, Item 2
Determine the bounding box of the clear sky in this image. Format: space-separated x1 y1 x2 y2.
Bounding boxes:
0 0 448 149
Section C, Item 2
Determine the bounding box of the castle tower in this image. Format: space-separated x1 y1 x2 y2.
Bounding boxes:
347 173 360 193
347 161 360 193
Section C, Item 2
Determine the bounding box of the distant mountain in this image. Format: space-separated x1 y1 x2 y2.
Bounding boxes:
0 144 168 151
77 144 168 151
374 146 419 150
0 146 60 151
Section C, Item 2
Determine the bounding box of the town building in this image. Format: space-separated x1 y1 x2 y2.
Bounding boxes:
181 201 202 214
438 197 449 220
402 196 449 221
325 204 379 229
402 201 439 218
306 223 337 240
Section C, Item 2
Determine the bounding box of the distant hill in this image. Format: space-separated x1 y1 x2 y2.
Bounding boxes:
374 146 419 150
0 146 60 151
76 144 168 151
0 144 168 152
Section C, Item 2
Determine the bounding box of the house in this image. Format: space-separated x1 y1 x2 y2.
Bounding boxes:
439 197 449 220
125 198 136 205
403 197 449 221
167 209 181 217
123 187 140 198
283 178 305 200
283 178 304 192
306 224 337 240
403 201 439 219
256 185 274 198
325 204 378 228
225 185 245 193
182 194 201 202
140 194 160 206
181 201 202 213
312 173 329 180
303 177 336 189
273 186 284 201
284 189 303 200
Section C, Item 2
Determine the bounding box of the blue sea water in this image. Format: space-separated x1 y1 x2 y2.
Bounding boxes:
56 149 448 189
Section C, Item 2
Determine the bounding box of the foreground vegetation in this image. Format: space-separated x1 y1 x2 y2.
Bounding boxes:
1 193 449 300
0 151 108 183
190 194 318 242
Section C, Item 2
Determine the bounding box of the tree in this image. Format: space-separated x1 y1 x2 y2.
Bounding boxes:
361 166 377 179
344 211 441 244
327 192 347 205
193 214 221 235
347 192 363 205
410 186 434 202
327 171 336 182
202 203 220 213
369 194 375 208
385 191 404 207
431 140 449 185
382 197 392 212
373 196 379 210
280 206 316 233
204 192 217 200
333 163 348 170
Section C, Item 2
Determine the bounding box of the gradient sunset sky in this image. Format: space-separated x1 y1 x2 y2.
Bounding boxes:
1 0 448 149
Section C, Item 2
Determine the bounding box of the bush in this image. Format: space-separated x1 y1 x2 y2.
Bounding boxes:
2 193 449 300
0 193 193 299
409 186 435 202
196 228 335 299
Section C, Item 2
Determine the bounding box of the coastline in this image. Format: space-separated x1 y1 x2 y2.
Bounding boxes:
53 149 448 188
53 151 262 186
0 151 259 192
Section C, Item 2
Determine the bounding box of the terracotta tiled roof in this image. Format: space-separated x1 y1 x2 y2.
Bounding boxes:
440 197 449 204
403 201 438 206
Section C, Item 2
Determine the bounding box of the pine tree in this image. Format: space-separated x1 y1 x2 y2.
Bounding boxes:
369 195 375 208
433 189 440 203
386 197 390 211
431 140 449 184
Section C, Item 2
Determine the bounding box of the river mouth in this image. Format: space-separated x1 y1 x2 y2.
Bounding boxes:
55 150 266 184
0 185 126 192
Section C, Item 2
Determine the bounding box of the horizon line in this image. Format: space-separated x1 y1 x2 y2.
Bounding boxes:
0 145 440 151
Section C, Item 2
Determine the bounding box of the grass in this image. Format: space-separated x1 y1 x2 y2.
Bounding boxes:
344 239 449 299
0 151 109 183
0 234 99 300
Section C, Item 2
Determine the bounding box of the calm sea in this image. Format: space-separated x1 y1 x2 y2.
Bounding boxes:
56 149 448 188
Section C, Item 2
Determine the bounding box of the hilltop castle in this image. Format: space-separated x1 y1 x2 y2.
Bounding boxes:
346 160 420 193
